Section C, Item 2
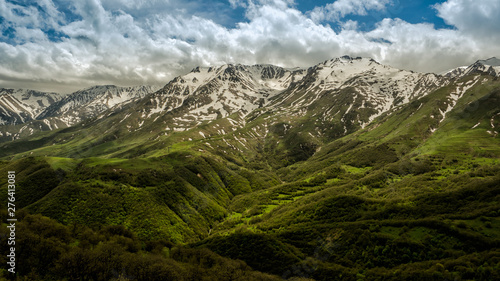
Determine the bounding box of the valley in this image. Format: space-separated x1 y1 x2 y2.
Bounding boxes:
0 56 499 280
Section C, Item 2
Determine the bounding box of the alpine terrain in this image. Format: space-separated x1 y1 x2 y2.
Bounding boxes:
0 56 499 281
0 85 159 142
0 88 62 126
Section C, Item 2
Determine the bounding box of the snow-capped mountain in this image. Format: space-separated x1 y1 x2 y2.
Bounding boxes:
113 56 448 138
444 57 500 78
477 57 500 66
116 64 307 132
0 88 62 126
267 56 449 130
2 56 498 147
0 85 159 141
147 64 305 117
38 85 160 126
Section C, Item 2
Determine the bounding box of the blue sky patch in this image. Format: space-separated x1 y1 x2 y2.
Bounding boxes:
0 0 498 92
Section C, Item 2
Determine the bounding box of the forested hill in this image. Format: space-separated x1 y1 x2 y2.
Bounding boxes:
0 57 499 280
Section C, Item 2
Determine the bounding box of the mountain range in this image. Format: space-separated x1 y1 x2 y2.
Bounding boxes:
0 85 159 141
1 56 498 144
0 88 61 126
0 56 499 281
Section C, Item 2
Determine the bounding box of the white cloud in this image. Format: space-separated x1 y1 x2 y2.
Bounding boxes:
0 0 498 93
0 0 64 44
366 18 480 72
229 0 248 9
434 0 500 40
310 0 392 22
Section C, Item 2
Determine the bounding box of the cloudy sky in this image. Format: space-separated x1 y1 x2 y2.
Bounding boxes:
0 0 499 93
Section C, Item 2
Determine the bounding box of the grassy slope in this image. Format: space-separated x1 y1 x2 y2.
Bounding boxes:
195 75 500 279
0 74 499 280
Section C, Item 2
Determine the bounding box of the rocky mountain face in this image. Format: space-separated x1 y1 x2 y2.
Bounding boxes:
0 56 497 155
445 57 500 78
0 85 159 141
3 56 450 143
0 88 62 126
37 85 159 124
94 56 448 141
264 56 448 133
133 64 306 130
1 57 500 281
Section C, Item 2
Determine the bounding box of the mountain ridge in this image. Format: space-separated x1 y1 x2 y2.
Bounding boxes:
0 88 62 126
0 56 499 281
0 56 495 155
444 57 500 78
0 55 491 139
0 85 159 142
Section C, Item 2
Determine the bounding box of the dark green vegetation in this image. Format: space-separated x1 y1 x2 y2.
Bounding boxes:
1 73 500 280
0 211 282 281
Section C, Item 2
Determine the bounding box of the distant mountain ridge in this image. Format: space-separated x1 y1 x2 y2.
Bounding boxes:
478 57 500 66
0 56 497 144
0 88 62 126
1 56 500 281
133 64 307 131
265 56 448 129
104 56 450 141
37 85 160 125
445 57 500 78
0 85 159 141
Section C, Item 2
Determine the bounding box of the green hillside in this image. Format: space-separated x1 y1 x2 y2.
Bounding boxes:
1 74 499 280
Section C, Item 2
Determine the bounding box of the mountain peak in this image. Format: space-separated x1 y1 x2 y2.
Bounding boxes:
321 56 379 68
340 55 363 61
477 57 500 66
0 88 62 126
444 57 500 78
